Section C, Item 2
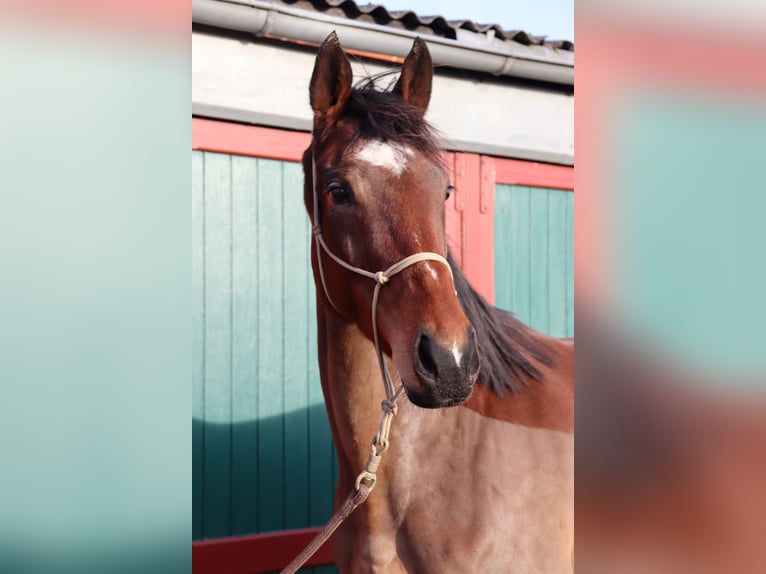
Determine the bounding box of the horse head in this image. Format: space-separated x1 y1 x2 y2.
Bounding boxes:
304 32 480 408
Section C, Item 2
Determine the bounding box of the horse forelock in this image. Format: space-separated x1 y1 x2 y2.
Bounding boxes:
314 81 444 169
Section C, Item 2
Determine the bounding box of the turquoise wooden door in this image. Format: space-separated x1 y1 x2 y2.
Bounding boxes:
494 185 574 337
192 150 338 571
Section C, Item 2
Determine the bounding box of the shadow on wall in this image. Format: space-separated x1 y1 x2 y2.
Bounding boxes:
193 403 338 542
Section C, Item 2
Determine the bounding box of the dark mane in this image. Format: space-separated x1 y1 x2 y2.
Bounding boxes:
449 252 554 394
341 79 444 167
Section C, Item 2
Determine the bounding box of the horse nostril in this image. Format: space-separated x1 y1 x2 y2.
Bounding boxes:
416 332 439 381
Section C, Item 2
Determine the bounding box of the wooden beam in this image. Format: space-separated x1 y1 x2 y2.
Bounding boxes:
193 118 310 162
493 158 574 191
193 527 334 574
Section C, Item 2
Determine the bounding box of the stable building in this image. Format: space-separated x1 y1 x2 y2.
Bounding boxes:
192 1 574 571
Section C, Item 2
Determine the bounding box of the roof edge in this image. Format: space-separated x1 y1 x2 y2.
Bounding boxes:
192 0 574 85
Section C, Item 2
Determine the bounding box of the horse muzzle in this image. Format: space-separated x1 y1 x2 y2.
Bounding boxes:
406 325 480 408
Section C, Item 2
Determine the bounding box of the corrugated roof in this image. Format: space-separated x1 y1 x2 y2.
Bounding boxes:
277 0 574 51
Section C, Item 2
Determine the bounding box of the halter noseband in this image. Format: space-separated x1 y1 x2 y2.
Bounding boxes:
310 151 454 433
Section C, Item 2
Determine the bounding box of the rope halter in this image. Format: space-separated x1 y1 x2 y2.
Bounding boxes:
311 151 455 487
280 149 457 574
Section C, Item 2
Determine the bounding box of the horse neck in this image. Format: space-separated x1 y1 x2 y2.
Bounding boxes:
316 305 389 480
315 305 454 490
466 326 574 433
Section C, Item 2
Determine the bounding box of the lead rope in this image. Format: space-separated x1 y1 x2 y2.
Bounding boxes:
279 154 454 574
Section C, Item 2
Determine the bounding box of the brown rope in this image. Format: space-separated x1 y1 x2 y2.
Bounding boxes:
279 401 398 574
280 482 373 574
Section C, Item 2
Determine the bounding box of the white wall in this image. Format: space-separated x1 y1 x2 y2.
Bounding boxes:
192 31 574 165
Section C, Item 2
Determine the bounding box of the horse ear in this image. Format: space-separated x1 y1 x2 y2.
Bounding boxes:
394 38 433 116
310 32 353 132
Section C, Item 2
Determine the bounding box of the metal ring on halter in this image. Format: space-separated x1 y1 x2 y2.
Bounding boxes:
355 470 377 492
372 436 390 455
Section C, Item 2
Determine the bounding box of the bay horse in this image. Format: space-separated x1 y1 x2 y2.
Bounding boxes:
302 32 573 573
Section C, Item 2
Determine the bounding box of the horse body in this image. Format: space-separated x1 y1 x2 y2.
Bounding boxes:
304 33 573 573
317 312 573 573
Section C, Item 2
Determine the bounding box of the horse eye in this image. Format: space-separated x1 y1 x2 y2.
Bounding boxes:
445 185 455 201
328 183 352 205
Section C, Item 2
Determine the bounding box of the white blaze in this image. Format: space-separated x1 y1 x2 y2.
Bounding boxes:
451 340 463 367
354 140 413 176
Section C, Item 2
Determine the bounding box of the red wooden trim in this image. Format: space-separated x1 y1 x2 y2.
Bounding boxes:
493 158 574 191
461 153 495 303
192 118 311 162
477 156 496 303
192 527 334 574
444 152 465 270
479 156 495 214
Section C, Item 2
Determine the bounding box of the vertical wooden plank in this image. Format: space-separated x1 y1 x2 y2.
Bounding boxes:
462 153 494 301
529 189 550 333
476 156 496 302
231 155 260 535
493 185 514 313
257 159 286 532
447 152 466 268
510 186 532 325
203 152 233 539
566 193 575 337
192 151 205 541
479 156 495 215
444 152 463 265
282 161 311 529
547 190 568 338
462 154 481 282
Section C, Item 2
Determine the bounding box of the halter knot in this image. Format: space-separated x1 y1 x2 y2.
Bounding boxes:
375 271 389 285
311 224 322 236
381 399 398 415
